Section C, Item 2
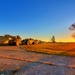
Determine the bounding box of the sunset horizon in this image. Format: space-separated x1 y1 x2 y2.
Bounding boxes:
0 0 75 42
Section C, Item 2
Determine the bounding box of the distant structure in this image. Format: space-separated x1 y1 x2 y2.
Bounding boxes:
51 36 56 43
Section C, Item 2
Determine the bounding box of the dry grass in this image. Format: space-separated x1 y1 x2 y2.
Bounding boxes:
20 42 75 56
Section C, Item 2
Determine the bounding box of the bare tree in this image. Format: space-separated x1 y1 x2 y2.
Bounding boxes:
69 23 75 30
69 23 75 39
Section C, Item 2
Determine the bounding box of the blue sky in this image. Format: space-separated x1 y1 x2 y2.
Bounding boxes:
0 0 75 42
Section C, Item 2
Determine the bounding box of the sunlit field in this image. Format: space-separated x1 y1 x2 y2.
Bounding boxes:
21 42 75 56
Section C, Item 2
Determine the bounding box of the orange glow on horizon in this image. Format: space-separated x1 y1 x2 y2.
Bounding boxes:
22 35 75 42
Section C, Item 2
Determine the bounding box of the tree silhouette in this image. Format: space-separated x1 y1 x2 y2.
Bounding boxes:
69 23 75 39
69 23 75 30
51 36 56 43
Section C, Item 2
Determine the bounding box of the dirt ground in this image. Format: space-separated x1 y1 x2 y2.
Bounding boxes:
0 43 75 75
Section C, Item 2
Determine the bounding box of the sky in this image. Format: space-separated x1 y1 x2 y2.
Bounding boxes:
0 0 75 42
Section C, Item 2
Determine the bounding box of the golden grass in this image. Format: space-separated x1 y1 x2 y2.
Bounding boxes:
20 43 75 57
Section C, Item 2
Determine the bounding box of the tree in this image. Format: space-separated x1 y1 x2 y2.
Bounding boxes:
51 36 56 43
69 23 75 30
17 35 21 39
69 23 75 39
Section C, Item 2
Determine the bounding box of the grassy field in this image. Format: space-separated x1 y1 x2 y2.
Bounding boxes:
20 42 75 57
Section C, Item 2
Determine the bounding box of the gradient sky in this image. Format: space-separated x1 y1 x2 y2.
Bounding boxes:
0 0 75 42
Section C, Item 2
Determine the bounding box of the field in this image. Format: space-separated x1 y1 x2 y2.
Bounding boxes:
0 43 75 75
21 42 75 56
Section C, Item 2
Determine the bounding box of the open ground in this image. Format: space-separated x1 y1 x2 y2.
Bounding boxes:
0 43 75 75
